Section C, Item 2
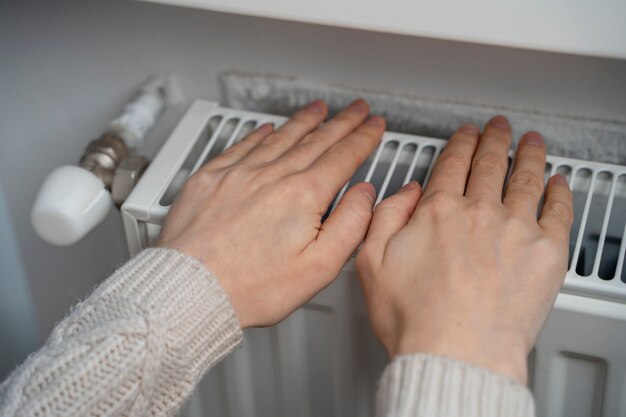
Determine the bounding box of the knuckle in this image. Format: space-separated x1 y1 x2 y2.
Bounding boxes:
436 151 468 170
221 145 245 158
536 235 567 258
261 132 288 146
258 163 285 180
354 127 383 146
290 138 318 157
282 175 319 204
545 198 574 225
303 130 332 145
509 170 543 194
468 199 501 227
186 169 215 189
504 214 531 233
421 191 457 219
292 172 318 189
212 149 242 164
330 137 361 158
472 152 507 172
221 166 248 184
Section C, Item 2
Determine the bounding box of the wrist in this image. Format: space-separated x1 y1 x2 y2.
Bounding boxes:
392 332 529 385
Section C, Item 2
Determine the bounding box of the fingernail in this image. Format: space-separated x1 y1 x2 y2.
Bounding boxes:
365 115 384 127
553 174 568 185
306 100 325 114
459 123 480 134
489 115 511 130
523 131 544 146
400 181 419 191
349 99 368 112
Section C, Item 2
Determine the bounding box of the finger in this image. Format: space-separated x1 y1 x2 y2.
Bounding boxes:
276 99 370 170
301 115 384 201
423 124 480 198
503 131 547 217
464 115 512 200
362 181 422 263
243 100 328 163
306 182 376 274
539 174 574 242
204 122 274 169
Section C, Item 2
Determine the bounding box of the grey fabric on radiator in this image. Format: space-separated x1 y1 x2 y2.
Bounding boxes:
221 72 626 165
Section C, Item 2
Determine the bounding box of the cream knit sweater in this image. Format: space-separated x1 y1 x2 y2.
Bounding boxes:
0 248 535 417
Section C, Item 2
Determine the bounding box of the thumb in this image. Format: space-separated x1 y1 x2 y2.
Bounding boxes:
310 182 376 271
362 181 422 263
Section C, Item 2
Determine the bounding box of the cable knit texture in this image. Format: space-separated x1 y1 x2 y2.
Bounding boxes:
376 353 536 417
0 248 242 417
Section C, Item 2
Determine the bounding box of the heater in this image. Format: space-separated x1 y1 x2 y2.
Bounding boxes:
123 101 626 417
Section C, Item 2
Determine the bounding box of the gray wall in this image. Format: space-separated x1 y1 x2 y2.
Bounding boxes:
0 178 38 379
1 0 625 349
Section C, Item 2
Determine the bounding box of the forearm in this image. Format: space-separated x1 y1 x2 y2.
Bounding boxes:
376 353 535 417
0 248 242 417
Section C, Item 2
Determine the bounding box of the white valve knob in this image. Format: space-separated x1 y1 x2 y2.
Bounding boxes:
31 75 178 246
31 166 113 246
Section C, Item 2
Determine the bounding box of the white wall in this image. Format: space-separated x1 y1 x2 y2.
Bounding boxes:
1 0 625 344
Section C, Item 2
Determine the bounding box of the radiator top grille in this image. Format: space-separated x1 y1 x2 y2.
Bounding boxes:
125 101 626 302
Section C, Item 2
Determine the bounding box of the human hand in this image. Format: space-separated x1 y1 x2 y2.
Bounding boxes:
355 116 573 384
158 100 383 328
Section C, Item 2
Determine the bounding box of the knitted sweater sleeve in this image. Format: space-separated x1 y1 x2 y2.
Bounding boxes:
0 248 536 417
0 248 242 417
376 353 536 417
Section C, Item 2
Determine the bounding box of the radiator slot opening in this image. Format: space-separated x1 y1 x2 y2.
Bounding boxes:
597 174 626 280
201 117 240 166
367 141 399 196
159 115 222 206
556 165 573 181
235 120 258 143
408 145 436 185
576 172 613 277
385 143 418 200
570 169 593 269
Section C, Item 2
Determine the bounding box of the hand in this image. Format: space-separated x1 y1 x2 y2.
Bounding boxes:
158 100 383 328
355 116 574 384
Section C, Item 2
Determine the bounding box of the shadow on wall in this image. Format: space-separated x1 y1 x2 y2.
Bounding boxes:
0 177 39 379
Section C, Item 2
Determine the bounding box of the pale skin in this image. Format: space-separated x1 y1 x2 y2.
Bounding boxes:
159 100 574 385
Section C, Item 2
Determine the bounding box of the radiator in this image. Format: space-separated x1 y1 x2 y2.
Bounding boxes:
122 100 626 417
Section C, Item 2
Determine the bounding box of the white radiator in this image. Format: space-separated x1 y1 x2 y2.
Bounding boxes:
122 100 626 417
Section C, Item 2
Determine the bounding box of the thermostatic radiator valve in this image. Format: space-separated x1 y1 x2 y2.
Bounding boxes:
32 75 182 246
